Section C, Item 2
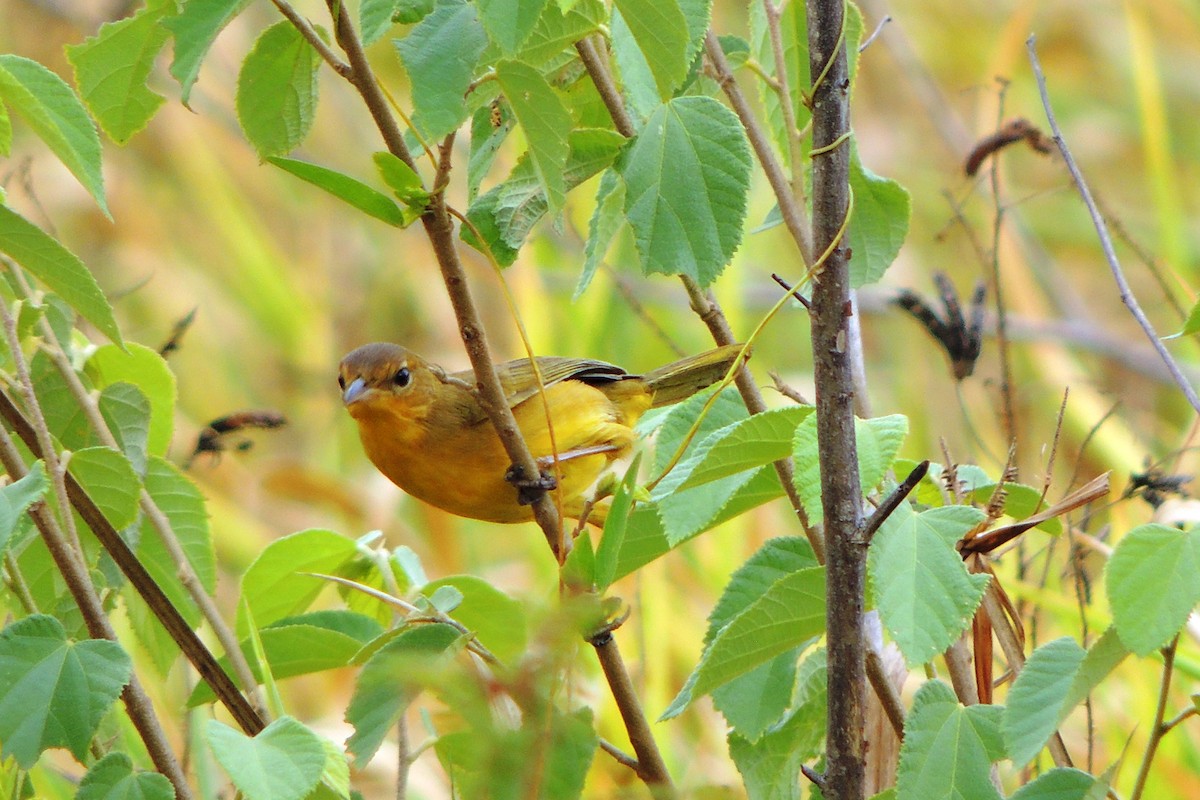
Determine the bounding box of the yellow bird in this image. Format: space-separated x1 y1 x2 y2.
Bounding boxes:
338 342 745 524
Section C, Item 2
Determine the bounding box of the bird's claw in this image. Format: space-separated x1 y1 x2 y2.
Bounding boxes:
505 462 557 505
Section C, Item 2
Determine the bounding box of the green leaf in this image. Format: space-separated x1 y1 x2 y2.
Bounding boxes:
0 102 11 156
68 447 140 530
594 454 642 591
346 624 461 766
478 0 548 53
86 343 176 455
164 0 253 104
188 621 372 705
395 0 488 139
679 0 714 66
238 529 360 636
236 21 321 158
468 99 513 200
372 152 430 223
612 0 689 98
1009 768 1097 800
868 504 990 665
539 708 597 800
1004 637 1086 767
749 0 808 165
1106 523 1200 655
619 96 752 286
139 455 216 596
792 413 909 526
30 350 95 450
495 60 571 213
207 716 326 800
0 463 47 556
609 8 662 124
896 681 1004 800
1061 626 1128 715
517 0 605 67
611 505 671 580
0 206 121 345
574 168 625 298
1173 297 1200 338
674 406 813 491
465 128 624 262
706 537 819 641
65 2 172 144
713 649 800 742
267 157 406 226
98 382 151 476
360 0 401 46
78 753 174 800
421 575 527 663
728 705 813 800
849 149 911 287
663 566 824 719
0 615 132 767
0 56 108 216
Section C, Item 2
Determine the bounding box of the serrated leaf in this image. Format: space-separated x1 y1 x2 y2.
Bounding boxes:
78 752 174 800
620 96 751 286
98 382 151 476
468 99 513 200
346 624 461 766
868 504 990 665
575 168 625 298
706 537 819 640
1004 637 1086 767
164 0 253 104
65 3 172 144
663 566 824 719
478 0 547 53
360 0 400 45
395 0 487 139
0 206 121 345
238 529 360 636
267 157 406 226
0 463 47 556
1061 626 1128 716
139 455 216 596
792 413 909 526
495 60 570 213
236 21 321 158
1009 768 1097 800
896 681 1004 800
713 649 800 742
0 56 108 216
207 716 326 800
612 0 689 98
30 350 95 450
517 0 605 67
0 615 132 767
849 149 911 287
1106 523 1200 655
422 576 526 663
611 505 670 580
609 8 662 125
86 343 176 455
69 447 140 530
675 406 813 491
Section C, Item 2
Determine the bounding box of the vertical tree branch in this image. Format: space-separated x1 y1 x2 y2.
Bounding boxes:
806 1 866 798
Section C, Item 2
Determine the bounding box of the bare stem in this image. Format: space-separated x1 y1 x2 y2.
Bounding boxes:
1130 636 1179 800
1027 36 1200 415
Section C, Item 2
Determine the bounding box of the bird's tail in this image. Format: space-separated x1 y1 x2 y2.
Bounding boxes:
641 344 749 407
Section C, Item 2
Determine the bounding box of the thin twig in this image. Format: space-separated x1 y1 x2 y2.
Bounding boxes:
863 460 928 543
1130 636 1179 800
858 15 891 53
575 36 635 137
865 647 905 738
763 0 809 202
270 0 351 75
1027 36 1200 414
598 738 641 773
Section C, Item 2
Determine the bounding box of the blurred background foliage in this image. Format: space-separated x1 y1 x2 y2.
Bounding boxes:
1 0 1199 796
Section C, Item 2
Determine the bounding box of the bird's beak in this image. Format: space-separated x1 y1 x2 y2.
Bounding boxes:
342 377 369 406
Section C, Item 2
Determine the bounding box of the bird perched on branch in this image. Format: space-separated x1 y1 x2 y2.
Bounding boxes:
339 342 746 524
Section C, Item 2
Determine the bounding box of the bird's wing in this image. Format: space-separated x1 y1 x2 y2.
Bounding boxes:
449 357 631 413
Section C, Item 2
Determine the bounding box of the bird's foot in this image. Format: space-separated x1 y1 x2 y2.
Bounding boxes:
505 462 558 505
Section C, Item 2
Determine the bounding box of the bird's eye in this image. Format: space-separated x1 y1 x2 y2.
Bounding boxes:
393 367 411 388
337 375 346 390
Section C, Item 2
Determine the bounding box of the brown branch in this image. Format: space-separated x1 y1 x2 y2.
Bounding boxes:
270 0 351 76
806 2 865 799
865 647 905 738
863 460 928 543
1130 636 1179 800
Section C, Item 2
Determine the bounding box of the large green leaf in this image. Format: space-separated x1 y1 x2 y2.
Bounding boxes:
0 56 107 216
495 60 571 214
236 21 321 158
663 566 824 719
0 462 47 556
68 447 141 531
868 504 990 665
1106 523 1200 655
517 0 605 67
848 148 911 287
0 615 131 767
238 528 360 636
0 206 121 345
395 0 487 139
86 343 176 455
78 752 174 800
1003 637 1086 767
612 0 689 98
421 576 527 663
619 96 752 286
97 382 151 476
65 0 173 144
1009 768 1098 800
792 413 908 526
896 681 1004 800
477 0 547 53
267 157 406 226
207 716 326 800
